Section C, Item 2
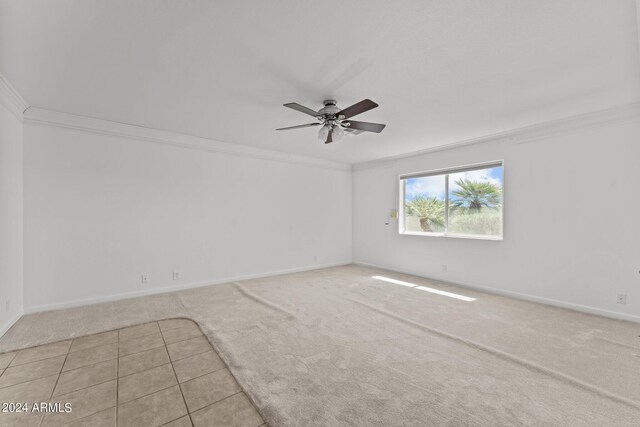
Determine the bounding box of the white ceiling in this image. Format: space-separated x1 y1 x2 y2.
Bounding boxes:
1 0 639 164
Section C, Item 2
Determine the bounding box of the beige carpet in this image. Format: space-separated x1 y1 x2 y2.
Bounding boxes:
1 265 639 426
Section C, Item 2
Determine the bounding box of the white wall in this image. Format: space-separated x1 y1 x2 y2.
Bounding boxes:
0 102 24 334
23 123 352 311
353 118 640 321
16 105 640 322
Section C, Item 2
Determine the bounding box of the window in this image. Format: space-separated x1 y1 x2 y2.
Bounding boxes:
399 161 503 239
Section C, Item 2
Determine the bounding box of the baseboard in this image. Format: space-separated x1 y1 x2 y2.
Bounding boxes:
0 310 24 338
24 261 352 314
353 260 640 324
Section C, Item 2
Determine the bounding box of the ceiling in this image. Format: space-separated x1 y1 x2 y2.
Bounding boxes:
1 0 639 164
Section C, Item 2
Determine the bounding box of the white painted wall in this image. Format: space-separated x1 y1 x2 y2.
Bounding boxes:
0 102 24 333
23 123 352 312
353 118 640 321
16 104 640 322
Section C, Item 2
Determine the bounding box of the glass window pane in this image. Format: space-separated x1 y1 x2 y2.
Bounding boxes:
447 166 503 236
403 175 446 233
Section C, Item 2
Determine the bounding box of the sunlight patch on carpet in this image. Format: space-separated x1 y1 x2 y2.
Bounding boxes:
372 275 476 302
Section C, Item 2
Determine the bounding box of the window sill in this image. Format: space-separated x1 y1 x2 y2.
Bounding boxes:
399 231 503 241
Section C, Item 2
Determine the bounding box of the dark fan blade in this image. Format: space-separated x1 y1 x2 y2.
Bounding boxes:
343 120 386 133
276 123 321 131
325 128 333 144
337 99 378 119
283 103 319 117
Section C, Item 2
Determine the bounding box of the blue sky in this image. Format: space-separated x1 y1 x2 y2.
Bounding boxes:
405 166 503 201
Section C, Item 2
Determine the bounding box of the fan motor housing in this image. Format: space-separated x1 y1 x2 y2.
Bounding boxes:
318 99 341 116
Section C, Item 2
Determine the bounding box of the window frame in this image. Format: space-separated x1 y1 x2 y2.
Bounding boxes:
398 160 504 241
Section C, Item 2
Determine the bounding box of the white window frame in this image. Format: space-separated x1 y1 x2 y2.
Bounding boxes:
398 160 504 241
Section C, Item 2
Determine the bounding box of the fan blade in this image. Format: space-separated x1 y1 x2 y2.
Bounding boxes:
337 99 378 119
276 123 321 131
343 120 386 133
284 103 319 117
325 128 333 144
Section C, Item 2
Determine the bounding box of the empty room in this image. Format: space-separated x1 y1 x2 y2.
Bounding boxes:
1 1 639 426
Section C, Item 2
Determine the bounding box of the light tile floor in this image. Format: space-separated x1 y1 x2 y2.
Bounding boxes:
0 318 266 427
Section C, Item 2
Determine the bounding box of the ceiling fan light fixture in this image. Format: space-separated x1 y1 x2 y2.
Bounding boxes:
317 125 329 141
332 125 344 140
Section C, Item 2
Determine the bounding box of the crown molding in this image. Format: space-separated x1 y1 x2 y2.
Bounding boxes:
353 102 640 171
0 72 29 121
23 107 351 171
17 99 640 173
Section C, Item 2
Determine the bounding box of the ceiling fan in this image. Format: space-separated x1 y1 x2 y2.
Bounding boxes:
276 99 386 144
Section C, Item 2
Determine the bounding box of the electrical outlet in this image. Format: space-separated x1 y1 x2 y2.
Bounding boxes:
617 294 627 305
4 299 10 313
442 264 448 272
172 271 180 280
141 274 149 284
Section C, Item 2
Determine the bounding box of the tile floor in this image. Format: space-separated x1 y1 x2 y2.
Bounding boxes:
0 318 266 427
